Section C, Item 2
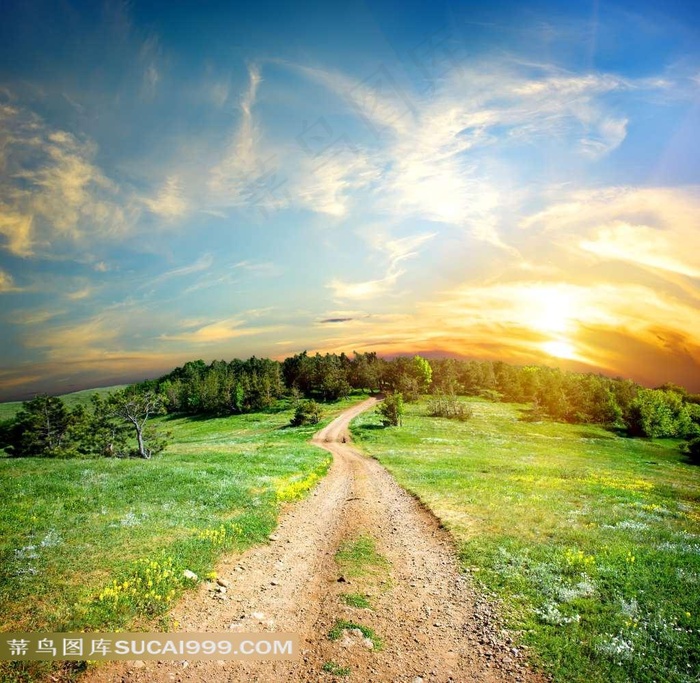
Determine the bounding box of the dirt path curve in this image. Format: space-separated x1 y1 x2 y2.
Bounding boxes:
88 398 545 683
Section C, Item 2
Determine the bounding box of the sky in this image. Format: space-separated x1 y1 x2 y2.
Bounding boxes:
0 0 699 400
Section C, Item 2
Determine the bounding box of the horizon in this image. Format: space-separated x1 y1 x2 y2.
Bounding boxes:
0 348 691 404
1 0 700 400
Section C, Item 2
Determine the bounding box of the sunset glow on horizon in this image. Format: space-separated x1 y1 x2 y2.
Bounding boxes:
1 0 699 400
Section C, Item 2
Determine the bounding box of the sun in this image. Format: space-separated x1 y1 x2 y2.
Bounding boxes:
542 339 576 360
531 288 574 334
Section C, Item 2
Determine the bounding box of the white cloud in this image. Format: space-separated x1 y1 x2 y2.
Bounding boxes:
328 231 435 301
263 59 640 247
160 317 279 344
208 63 268 205
522 185 700 280
143 175 188 219
0 268 17 293
145 253 215 289
0 102 136 257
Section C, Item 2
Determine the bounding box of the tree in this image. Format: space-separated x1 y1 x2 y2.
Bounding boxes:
625 389 694 438
378 393 404 427
3 395 74 457
107 389 166 458
290 400 322 427
412 355 433 394
80 394 131 457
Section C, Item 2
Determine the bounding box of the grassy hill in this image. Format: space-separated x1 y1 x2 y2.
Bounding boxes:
0 396 358 681
0 386 127 422
351 397 700 683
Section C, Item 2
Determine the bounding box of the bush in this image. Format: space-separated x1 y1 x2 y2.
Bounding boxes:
290 400 322 427
625 389 695 438
378 393 404 427
683 437 700 465
427 393 473 421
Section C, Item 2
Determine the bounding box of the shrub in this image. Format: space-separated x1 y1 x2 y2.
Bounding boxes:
290 400 322 427
378 393 404 427
427 393 473 421
683 437 700 465
625 389 695 438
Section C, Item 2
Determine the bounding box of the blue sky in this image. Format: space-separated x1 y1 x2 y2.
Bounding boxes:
1 0 699 399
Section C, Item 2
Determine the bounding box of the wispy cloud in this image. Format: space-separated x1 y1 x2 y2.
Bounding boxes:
522 186 700 280
208 63 269 206
0 102 136 258
143 175 188 220
144 253 215 289
328 231 435 301
0 268 19 293
160 317 280 344
66 285 94 301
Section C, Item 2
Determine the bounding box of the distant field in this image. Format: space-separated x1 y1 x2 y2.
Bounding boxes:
0 396 358 681
351 398 700 683
0 385 127 422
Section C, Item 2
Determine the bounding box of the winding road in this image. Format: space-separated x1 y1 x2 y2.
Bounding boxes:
88 398 544 683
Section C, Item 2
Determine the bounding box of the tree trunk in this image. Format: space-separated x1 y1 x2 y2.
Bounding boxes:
135 423 149 458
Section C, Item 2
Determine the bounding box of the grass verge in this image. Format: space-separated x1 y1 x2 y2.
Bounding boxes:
0 395 359 681
351 397 700 683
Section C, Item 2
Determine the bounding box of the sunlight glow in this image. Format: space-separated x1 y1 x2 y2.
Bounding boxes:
542 339 576 359
530 288 575 334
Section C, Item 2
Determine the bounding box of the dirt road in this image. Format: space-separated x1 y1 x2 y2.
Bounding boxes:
89 398 544 683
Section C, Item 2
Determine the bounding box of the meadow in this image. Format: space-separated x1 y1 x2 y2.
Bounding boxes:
351 398 700 683
0 387 127 423
0 396 357 681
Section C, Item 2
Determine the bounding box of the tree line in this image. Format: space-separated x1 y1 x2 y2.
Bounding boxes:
2 351 699 458
0 389 167 459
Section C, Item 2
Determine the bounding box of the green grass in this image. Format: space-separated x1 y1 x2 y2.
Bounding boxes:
351 398 700 683
0 396 359 681
327 620 382 650
341 592 372 609
335 535 389 579
0 385 127 422
321 661 351 676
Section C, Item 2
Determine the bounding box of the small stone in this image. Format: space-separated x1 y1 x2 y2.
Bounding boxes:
337 576 347 583
216 578 230 587
132 661 145 668
216 586 227 593
351 628 363 638
182 569 198 581
269 535 279 541
252 611 265 620
363 638 374 650
413 678 424 683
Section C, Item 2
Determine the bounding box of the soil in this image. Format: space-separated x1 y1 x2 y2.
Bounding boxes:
85 397 548 683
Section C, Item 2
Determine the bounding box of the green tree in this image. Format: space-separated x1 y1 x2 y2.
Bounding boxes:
412 355 433 393
107 389 166 458
625 389 694 438
378 393 404 427
3 395 75 457
290 400 322 427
